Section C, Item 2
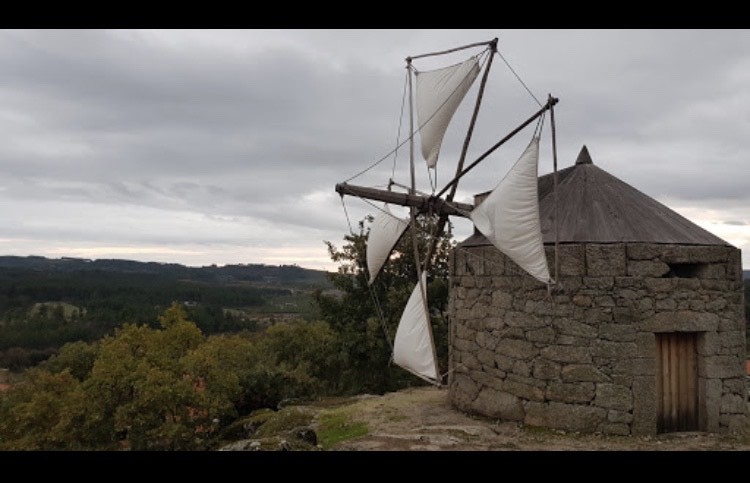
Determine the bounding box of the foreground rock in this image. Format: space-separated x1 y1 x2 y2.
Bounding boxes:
220 386 750 451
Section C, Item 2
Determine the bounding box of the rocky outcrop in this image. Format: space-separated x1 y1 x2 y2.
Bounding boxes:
218 407 320 451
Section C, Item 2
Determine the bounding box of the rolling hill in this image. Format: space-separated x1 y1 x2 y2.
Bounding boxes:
0 255 331 288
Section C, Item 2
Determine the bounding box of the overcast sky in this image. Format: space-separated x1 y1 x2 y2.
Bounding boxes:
0 29 748 272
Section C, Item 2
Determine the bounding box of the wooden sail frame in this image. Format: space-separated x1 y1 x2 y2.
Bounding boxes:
335 37 561 385
402 52 441 384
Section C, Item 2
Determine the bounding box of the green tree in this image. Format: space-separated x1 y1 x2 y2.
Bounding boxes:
315 213 453 394
181 335 246 429
253 320 342 399
81 303 208 450
0 368 88 450
41 340 99 381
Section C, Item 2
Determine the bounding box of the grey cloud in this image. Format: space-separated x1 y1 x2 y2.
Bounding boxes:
0 29 748 269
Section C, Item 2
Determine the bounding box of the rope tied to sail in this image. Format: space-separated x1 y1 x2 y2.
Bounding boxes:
339 193 355 236
496 48 543 108
391 69 409 181
367 283 395 353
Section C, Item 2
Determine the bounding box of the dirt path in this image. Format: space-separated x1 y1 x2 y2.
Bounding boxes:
321 386 750 451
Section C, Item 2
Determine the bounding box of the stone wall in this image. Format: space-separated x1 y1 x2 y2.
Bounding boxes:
448 242 747 435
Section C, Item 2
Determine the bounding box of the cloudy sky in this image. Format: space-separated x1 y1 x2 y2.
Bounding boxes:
0 29 748 272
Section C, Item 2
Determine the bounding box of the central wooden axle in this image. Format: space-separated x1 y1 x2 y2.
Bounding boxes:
335 183 473 219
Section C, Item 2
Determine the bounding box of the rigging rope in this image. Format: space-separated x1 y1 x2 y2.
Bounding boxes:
428 164 437 194
368 283 394 352
496 49 543 108
340 194 399 354
534 110 546 139
391 69 409 181
339 194 355 236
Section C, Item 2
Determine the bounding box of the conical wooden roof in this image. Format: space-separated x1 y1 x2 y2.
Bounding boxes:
462 145 730 247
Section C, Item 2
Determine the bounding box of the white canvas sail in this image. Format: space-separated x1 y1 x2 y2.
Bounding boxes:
367 204 409 285
392 272 439 382
469 137 552 284
415 56 480 169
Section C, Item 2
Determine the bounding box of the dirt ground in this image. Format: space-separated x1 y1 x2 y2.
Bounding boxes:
320 386 750 451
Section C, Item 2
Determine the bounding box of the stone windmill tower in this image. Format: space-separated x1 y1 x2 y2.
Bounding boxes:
448 146 747 436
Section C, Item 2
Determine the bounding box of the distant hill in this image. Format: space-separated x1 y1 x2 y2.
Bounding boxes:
0 255 331 288
0 255 335 365
744 270 749 280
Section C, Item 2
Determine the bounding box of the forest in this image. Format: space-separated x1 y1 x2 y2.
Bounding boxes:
0 258 328 369
0 215 454 450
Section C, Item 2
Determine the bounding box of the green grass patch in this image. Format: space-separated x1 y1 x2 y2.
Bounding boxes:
254 408 314 437
237 292 320 319
316 411 369 449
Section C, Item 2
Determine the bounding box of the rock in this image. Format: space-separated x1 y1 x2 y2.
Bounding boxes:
218 438 268 451
288 426 318 446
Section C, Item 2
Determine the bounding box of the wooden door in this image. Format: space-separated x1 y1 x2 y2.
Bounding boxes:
656 332 699 433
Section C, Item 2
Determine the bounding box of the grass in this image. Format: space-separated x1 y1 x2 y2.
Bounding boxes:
316 411 369 449
254 408 314 437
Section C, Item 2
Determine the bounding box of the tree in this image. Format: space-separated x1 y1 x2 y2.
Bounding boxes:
315 213 454 394
0 368 88 450
81 303 209 450
181 335 246 423
1 303 255 450
40 340 99 381
255 320 342 399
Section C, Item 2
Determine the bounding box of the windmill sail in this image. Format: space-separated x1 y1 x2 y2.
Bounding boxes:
367 204 409 285
415 56 480 169
334 37 560 386
469 136 552 284
392 272 439 382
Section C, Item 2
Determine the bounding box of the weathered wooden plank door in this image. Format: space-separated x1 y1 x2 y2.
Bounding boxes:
656 332 699 433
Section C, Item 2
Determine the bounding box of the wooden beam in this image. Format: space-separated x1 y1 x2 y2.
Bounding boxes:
406 38 496 62
335 183 473 218
436 96 559 200
423 39 497 274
